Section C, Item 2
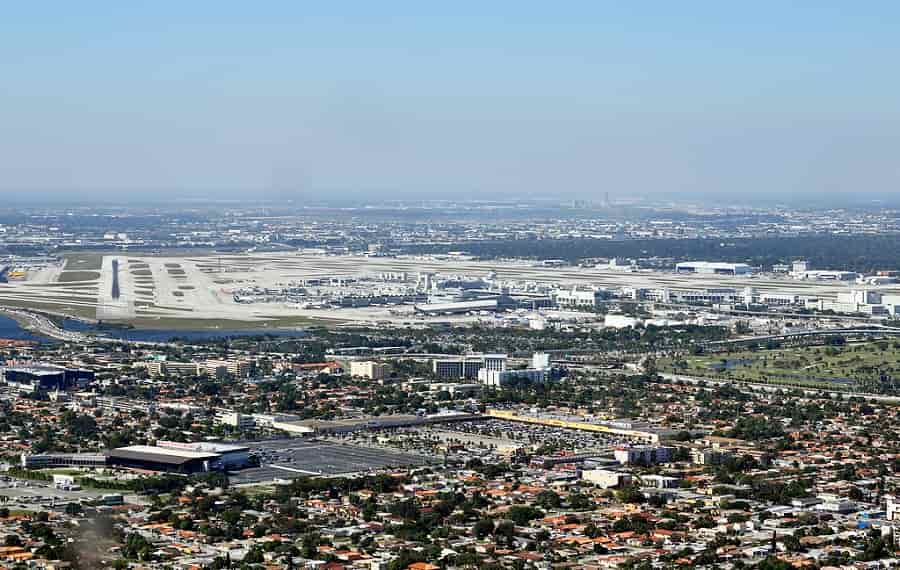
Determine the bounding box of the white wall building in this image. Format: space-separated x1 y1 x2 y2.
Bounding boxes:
555 286 607 309
478 367 547 387
582 469 632 489
615 445 673 465
532 352 551 370
675 262 752 275
350 361 389 380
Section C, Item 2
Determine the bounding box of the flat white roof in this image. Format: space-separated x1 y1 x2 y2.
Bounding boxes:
113 445 219 460
415 299 498 311
676 261 751 269
157 440 248 453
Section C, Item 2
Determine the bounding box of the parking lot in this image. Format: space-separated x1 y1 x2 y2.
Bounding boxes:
0 477 138 510
440 419 625 451
230 439 430 483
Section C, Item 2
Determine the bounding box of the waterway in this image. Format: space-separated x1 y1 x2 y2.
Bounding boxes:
0 314 307 344
0 315 47 343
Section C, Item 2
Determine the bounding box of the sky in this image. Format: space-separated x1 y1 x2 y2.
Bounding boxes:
1 2 899 205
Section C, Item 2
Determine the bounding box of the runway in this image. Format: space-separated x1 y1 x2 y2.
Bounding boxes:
0 251 884 328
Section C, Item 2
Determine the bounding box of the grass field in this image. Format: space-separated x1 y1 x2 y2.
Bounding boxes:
660 340 900 392
62 252 104 271
58 271 101 282
0 298 99 321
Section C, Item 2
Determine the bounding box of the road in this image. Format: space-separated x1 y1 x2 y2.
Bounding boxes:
0 308 92 343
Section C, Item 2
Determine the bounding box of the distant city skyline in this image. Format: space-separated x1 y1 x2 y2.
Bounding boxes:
2 2 899 204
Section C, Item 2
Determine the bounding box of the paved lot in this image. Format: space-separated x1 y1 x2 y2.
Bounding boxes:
230 439 430 483
0 480 144 510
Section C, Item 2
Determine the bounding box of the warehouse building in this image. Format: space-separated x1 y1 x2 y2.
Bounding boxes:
107 445 221 474
2 365 94 392
793 270 858 281
414 298 500 315
156 441 251 469
21 453 108 469
675 261 752 275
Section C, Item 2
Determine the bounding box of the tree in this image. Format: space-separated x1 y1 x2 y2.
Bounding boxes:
64 503 83 516
568 493 595 511
535 490 561 509
474 518 495 538
507 505 541 526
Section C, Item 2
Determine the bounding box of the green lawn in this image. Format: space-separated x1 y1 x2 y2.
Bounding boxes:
660 340 900 392
58 270 101 282
62 252 104 271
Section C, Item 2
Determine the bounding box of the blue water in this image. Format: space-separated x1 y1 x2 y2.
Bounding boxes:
0 315 47 343
60 319 308 343
0 315 308 344
708 358 755 370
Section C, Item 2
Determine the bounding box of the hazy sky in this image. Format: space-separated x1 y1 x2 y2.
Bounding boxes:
2 2 899 204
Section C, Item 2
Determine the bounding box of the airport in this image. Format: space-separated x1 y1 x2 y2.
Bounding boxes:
0 251 896 331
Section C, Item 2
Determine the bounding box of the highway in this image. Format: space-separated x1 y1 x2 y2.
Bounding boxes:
0 308 92 343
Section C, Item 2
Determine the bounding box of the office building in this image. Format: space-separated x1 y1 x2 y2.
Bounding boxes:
691 447 732 466
640 475 680 489
350 360 389 380
95 396 157 416
205 359 253 378
478 367 547 387
432 353 506 379
215 411 256 429
482 353 507 372
157 361 202 377
2 365 94 392
614 445 674 465
555 286 608 309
